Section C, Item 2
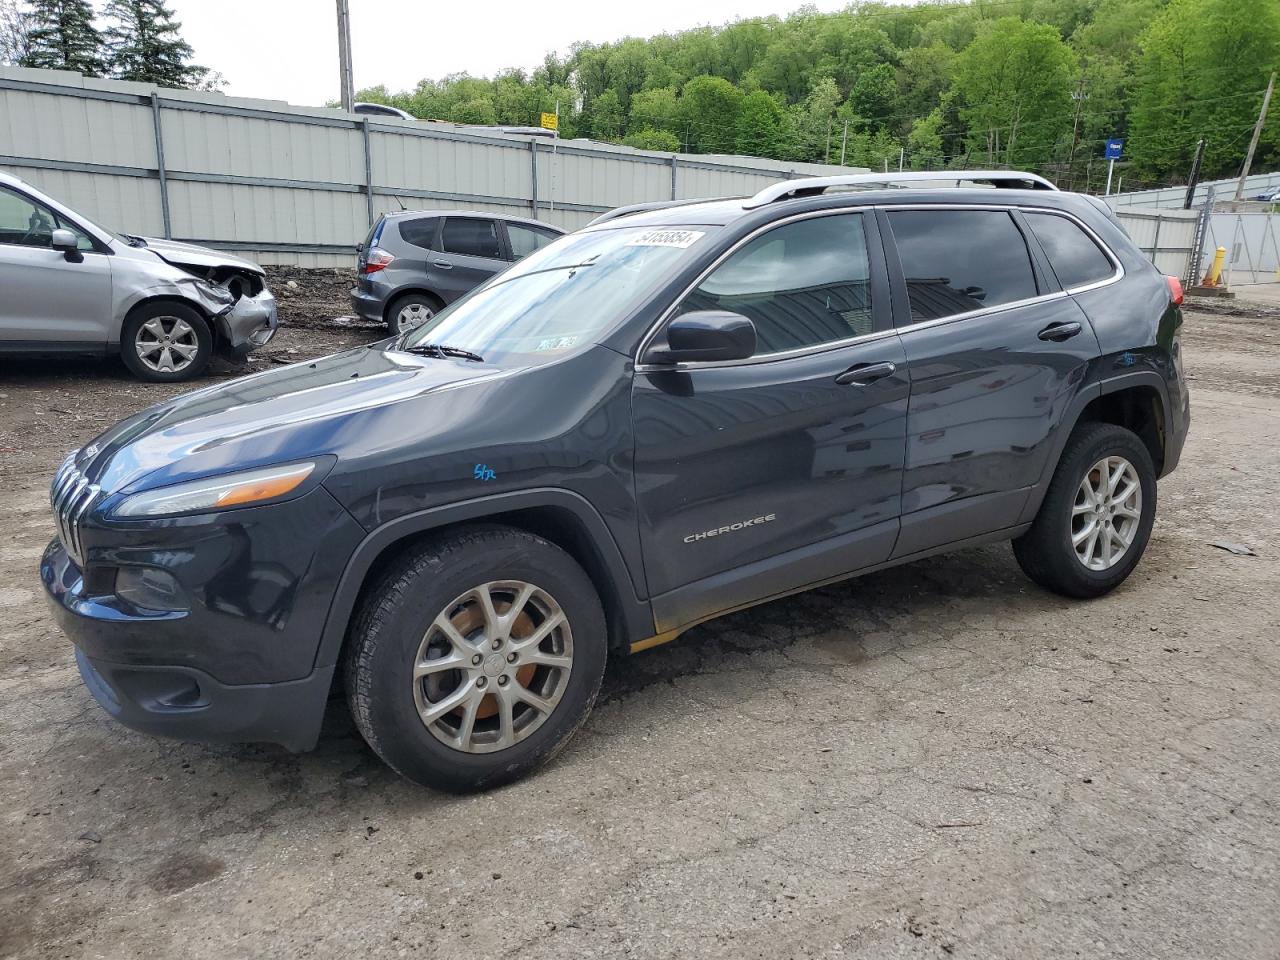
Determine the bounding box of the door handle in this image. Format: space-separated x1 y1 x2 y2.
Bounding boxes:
431 259 453 269
1038 321 1083 342
835 361 897 386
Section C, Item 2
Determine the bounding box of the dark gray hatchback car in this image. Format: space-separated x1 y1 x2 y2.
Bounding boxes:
350 210 564 333
45 172 1189 792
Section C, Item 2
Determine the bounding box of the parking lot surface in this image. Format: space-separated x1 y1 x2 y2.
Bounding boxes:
2 292 1278 959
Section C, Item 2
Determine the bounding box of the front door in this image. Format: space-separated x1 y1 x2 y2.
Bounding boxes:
0 185 112 346
880 206 1102 556
434 216 508 303
631 212 909 627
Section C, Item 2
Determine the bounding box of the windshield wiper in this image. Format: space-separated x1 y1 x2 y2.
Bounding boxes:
402 343 485 363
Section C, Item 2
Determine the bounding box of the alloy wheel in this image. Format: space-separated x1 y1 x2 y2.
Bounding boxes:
412 580 573 754
1072 455 1143 571
134 316 199 374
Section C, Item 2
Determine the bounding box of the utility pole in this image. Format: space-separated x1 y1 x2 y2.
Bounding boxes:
336 0 355 113
839 119 849 166
1235 71 1275 200
1067 73 1089 191
824 117 833 165
1183 138 1206 209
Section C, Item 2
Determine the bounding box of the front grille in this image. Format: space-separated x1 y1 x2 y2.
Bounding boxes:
50 454 101 566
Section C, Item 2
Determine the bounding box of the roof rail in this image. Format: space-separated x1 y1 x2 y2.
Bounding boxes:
743 170 1059 208
586 197 723 227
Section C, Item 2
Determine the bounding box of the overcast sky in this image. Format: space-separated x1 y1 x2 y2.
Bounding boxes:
158 0 855 108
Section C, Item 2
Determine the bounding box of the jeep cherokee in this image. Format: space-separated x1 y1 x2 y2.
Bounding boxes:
42 172 1190 791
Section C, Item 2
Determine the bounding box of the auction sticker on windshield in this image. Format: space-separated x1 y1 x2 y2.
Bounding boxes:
626 229 705 248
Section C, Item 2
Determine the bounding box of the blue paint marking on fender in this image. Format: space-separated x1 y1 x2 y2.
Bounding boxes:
473 464 496 481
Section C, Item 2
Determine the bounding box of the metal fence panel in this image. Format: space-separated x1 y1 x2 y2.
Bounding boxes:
1113 208 1199 279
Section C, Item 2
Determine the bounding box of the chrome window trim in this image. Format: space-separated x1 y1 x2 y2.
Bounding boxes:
880 203 1125 331
633 207 885 373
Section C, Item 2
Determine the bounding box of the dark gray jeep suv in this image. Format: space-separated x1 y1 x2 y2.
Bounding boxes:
350 209 564 333
43 172 1190 792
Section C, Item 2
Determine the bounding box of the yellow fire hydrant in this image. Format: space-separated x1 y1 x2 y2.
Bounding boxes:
1201 246 1226 287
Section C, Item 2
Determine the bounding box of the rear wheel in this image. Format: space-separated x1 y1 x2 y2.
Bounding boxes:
120 302 212 382
386 292 441 336
1013 422 1157 598
344 526 607 791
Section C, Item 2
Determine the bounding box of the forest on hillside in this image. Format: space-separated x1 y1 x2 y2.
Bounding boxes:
357 0 1280 191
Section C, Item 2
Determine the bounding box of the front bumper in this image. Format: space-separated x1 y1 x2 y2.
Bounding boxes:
217 288 279 357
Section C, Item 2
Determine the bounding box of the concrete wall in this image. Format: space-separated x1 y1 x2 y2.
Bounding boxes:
0 67 867 267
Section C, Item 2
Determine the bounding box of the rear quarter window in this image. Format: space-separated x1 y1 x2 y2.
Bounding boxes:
1023 212 1116 289
398 216 440 251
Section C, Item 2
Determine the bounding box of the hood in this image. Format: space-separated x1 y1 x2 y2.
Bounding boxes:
140 237 265 275
78 344 510 496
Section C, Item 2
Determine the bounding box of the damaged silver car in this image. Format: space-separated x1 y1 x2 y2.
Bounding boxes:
0 170 277 382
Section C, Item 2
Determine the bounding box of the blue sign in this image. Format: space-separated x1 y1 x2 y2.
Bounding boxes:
1105 138 1124 160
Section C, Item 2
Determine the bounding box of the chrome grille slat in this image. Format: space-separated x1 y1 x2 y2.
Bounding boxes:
49 455 100 566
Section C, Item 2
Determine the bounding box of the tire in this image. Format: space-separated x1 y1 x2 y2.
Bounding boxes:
344 525 607 792
120 302 212 382
1013 422 1157 599
386 292 441 336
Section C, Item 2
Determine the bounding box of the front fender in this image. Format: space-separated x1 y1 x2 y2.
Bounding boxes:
312 487 656 671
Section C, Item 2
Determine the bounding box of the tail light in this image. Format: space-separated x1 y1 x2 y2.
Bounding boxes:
1166 275 1184 306
363 248 395 274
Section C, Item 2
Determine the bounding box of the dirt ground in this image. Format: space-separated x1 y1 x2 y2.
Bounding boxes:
1 278 1278 959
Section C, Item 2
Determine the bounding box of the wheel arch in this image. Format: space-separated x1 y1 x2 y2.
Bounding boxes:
314 488 655 676
1019 370 1172 524
384 287 445 324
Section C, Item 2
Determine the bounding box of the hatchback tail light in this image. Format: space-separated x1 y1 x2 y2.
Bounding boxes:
1166 275 1184 305
363 248 395 274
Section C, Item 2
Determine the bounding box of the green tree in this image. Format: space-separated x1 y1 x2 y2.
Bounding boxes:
735 89 788 157
949 17 1077 167
788 77 842 162
0 0 32 65
589 88 624 141
1129 0 1280 179
679 75 744 153
623 127 681 152
628 86 680 136
21 0 104 76
103 0 206 87
453 96 497 126
907 109 947 168
848 62 898 130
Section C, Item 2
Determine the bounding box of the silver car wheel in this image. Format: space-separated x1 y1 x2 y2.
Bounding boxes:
412 580 573 754
134 316 200 373
397 301 434 332
1072 455 1143 571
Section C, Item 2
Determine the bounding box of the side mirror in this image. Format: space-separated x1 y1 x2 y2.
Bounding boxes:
355 242 364 254
50 229 82 262
644 310 757 365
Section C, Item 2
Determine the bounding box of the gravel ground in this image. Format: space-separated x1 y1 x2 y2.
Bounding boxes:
1 283 1278 959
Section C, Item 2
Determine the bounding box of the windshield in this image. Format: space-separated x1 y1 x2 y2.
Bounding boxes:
400 224 718 362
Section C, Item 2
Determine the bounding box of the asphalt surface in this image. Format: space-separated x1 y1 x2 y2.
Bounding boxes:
2 297 1278 959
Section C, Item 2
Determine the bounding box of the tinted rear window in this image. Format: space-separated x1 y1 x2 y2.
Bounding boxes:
398 216 440 251
887 210 1039 321
1024 212 1115 289
442 217 502 259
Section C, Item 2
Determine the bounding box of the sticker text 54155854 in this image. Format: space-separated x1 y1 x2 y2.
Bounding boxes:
626 229 705 249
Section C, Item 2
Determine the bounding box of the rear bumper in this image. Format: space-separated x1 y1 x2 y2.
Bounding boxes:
74 648 333 753
349 286 385 323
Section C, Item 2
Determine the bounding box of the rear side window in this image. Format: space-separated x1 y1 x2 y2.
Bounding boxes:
887 210 1039 322
677 213 874 355
1024 212 1115 289
442 217 501 259
398 216 440 251
507 223 559 260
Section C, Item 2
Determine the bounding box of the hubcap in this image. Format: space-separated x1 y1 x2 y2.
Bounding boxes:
135 316 199 373
411 581 573 754
1072 456 1143 571
397 302 434 332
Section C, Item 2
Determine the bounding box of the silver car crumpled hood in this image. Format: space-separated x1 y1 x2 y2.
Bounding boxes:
140 237 265 276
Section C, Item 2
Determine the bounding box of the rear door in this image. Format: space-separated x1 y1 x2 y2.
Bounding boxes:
435 216 507 302
631 211 909 624
880 205 1102 557
0 184 112 347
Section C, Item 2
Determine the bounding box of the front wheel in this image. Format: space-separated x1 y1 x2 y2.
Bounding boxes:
344 526 607 792
1013 422 1157 598
120 302 212 382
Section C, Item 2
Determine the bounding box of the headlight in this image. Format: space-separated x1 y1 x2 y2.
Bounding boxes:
112 462 317 518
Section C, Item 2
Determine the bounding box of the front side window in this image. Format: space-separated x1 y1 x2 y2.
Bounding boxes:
0 186 56 248
1024 212 1115 289
507 223 559 260
441 217 502 259
676 213 874 355
887 209 1039 322
401 224 720 363
398 216 440 251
